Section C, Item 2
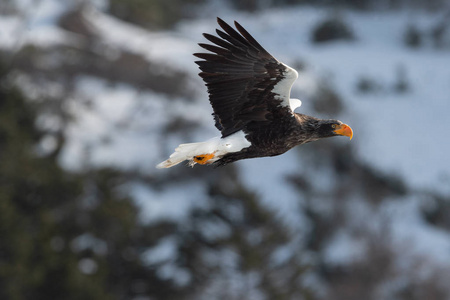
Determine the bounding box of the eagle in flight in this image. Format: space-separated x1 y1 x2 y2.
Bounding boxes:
157 18 353 168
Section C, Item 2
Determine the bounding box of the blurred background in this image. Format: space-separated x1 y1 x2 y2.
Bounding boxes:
1 0 450 299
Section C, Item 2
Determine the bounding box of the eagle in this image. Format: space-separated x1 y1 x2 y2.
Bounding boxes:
157 18 353 168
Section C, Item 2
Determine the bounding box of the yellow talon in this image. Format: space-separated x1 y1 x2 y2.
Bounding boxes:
193 153 215 165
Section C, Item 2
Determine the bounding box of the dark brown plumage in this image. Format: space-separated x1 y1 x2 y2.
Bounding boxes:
194 18 290 138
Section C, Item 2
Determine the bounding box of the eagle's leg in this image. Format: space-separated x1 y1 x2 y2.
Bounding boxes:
193 152 216 165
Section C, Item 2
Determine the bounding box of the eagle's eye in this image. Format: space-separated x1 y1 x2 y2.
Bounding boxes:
331 124 337 129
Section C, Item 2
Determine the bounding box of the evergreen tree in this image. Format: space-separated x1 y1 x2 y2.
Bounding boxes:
0 62 181 300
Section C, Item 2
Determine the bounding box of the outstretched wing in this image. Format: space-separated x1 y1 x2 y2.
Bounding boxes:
194 18 299 138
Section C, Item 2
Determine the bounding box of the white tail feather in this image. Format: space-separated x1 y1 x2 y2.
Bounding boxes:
156 131 251 169
156 142 209 168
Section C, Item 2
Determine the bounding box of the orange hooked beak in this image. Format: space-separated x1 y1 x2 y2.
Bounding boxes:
334 123 353 140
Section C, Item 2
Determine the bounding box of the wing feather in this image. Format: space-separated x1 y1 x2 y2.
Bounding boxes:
196 18 298 137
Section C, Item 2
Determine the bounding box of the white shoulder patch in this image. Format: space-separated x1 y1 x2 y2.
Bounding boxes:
289 98 302 111
271 63 299 113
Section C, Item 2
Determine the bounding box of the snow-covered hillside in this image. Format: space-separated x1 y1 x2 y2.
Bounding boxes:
3 1 450 298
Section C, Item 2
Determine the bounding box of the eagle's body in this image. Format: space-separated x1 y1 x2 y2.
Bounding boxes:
218 114 326 166
157 18 352 169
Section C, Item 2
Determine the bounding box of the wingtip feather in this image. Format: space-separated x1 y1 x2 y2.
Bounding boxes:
217 17 225 25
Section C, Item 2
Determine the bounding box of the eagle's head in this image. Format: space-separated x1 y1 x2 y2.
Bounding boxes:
316 119 353 140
